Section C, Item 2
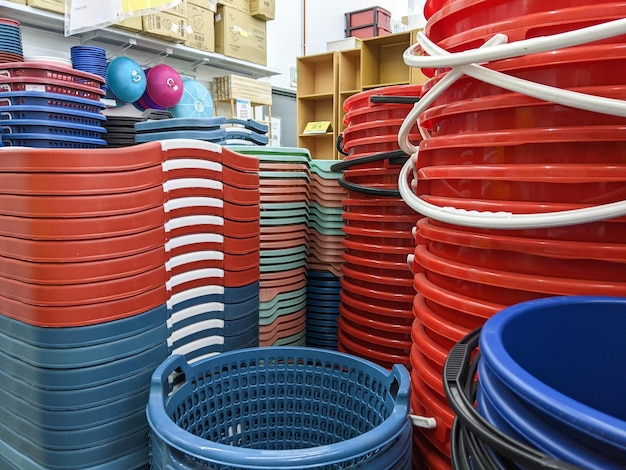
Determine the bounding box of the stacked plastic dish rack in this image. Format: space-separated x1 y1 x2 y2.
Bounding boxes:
305 160 345 350
227 146 311 347
147 347 413 469
0 61 107 148
161 141 261 363
335 85 422 371
135 116 269 146
398 1 626 468
0 142 170 469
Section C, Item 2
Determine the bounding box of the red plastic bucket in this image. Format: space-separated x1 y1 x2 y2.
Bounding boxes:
338 315 412 350
420 86 626 136
412 293 471 349
416 217 626 262
414 272 506 326
426 0 621 42
341 262 413 294
342 134 421 156
339 289 414 321
342 252 412 279
414 244 626 297
342 225 416 247
342 118 409 146
338 328 411 369
343 197 416 215
343 84 422 113
339 301 413 333
421 44 626 106
340 277 414 311
344 104 413 127
416 161 626 204
430 3 626 53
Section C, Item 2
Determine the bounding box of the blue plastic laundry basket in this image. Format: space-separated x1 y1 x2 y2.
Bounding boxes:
147 347 411 469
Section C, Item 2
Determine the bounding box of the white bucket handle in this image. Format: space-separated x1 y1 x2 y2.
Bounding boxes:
398 18 626 229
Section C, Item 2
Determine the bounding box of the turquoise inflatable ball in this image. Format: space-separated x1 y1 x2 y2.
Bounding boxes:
106 56 147 104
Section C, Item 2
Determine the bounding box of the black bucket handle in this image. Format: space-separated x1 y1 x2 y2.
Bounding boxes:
444 329 583 470
337 177 400 197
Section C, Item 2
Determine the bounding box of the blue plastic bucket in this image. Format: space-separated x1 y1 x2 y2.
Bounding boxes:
147 347 411 469
478 296 626 468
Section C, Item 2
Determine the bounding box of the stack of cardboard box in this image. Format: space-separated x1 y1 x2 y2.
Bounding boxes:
214 0 271 66
23 0 275 68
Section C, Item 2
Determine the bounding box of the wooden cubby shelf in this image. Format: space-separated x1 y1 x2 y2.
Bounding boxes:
296 30 427 160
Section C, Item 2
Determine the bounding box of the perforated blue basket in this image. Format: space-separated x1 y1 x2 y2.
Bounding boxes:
147 347 411 469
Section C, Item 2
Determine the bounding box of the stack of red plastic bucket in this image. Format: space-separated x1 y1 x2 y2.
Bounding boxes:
162 141 260 364
336 85 422 370
0 143 169 468
404 1 626 468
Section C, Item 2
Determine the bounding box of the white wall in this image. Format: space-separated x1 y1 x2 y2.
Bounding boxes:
302 0 426 56
262 0 303 91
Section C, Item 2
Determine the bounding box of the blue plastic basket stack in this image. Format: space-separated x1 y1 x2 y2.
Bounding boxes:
227 146 311 347
161 140 260 363
135 116 269 146
0 61 107 148
305 160 346 350
147 347 413 469
0 142 170 469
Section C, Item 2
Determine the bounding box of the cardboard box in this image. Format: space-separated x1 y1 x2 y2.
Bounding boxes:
26 0 64 14
249 0 274 21
143 11 187 41
164 0 188 18
215 6 266 66
114 15 143 32
217 0 250 14
213 74 272 105
185 3 215 52
188 0 217 11
326 37 362 52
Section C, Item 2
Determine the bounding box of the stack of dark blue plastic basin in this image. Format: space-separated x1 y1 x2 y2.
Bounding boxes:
135 116 269 146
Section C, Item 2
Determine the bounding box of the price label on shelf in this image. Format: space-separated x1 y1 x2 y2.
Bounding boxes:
303 121 332 134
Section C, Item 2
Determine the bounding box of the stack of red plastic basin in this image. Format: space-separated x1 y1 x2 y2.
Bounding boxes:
0 142 169 469
408 1 626 468
337 85 422 370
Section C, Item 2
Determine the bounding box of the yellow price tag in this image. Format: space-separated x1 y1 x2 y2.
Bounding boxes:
303 121 332 134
